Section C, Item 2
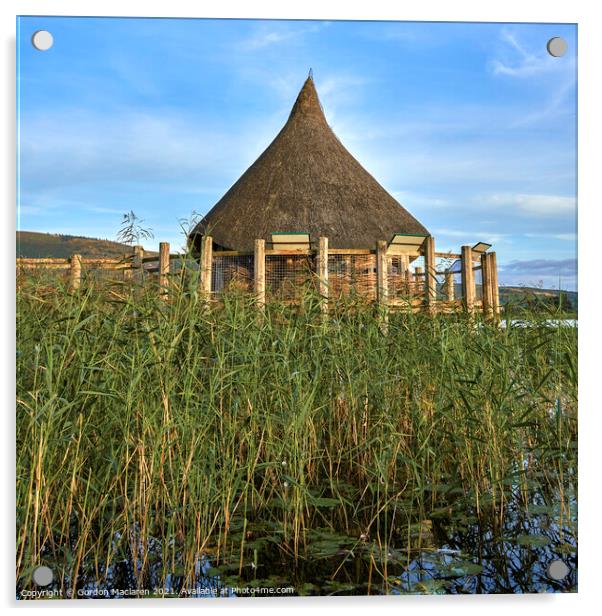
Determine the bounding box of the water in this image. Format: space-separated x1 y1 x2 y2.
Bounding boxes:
501 319 577 328
18 487 576 598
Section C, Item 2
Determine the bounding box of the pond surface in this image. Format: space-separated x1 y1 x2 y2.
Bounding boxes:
501 319 577 328
20 488 576 598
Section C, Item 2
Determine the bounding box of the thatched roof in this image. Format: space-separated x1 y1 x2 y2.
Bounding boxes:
189 76 429 251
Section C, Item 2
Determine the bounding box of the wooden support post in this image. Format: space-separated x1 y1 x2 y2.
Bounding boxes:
461 246 475 313
424 235 437 311
414 266 424 298
199 235 213 297
254 238 266 309
376 240 388 307
404 266 412 296
159 241 170 300
400 254 410 273
318 236 329 312
481 252 493 318
445 271 455 301
69 253 82 292
490 252 500 316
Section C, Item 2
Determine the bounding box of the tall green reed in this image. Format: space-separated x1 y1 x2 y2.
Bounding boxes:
16 270 577 592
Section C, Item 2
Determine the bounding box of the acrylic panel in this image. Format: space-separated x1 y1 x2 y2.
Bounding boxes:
16 16 577 599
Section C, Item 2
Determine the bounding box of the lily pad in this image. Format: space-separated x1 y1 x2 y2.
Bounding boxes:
447 562 484 576
516 534 551 547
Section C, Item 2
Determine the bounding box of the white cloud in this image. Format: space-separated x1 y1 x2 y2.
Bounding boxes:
491 29 569 78
241 31 293 51
524 232 577 242
237 22 328 51
18 108 275 193
484 193 576 216
431 227 508 245
391 191 449 209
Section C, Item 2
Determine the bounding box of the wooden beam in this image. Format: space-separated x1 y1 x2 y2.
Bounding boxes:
317 236 328 312
69 254 82 292
490 251 501 316
376 240 389 307
17 262 69 270
159 242 170 300
199 235 213 296
435 252 462 259
413 266 424 299
461 246 475 313
445 270 455 301
424 235 437 310
328 248 374 255
481 252 493 318
254 238 266 309
400 254 410 273
17 258 69 264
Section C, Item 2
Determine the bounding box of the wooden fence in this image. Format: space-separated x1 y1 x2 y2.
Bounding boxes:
17 236 501 317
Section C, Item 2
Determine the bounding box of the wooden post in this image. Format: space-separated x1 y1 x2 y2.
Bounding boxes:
414 266 424 299
461 246 475 313
69 253 82 292
199 235 213 297
400 254 410 273
254 238 266 309
424 235 436 312
481 252 493 318
490 252 501 316
159 242 170 300
445 271 455 301
376 240 388 307
318 236 329 312
404 266 412 296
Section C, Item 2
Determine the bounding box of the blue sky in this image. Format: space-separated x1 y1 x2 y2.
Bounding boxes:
17 17 577 290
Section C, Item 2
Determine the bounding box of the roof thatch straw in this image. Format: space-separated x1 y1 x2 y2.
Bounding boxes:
189 76 429 251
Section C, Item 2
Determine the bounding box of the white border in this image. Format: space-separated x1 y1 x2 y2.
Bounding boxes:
2 1 600 613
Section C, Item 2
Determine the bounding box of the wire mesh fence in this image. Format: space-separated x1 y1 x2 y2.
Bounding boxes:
82 264 131 285
212 254 254 295
387 255 410 300
387 254 427 303
328 254 377 301
17 242 498 314
265 254 316 301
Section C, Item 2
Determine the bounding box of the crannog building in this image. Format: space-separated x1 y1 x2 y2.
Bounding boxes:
188 75 498 314
189 75 428 252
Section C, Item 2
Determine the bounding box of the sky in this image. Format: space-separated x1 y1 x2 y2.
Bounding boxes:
17 17 577 290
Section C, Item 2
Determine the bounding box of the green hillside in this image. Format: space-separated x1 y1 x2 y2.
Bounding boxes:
17 231 141 259
498 285 577 313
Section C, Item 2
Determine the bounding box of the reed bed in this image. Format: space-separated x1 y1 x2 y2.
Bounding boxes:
16 270 577 595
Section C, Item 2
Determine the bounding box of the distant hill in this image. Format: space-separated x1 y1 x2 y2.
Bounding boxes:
437 283 578 312
17 231 145 259
450 283 577 311
498 285 577 311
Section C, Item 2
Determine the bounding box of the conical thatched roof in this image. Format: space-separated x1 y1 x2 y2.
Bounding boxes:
189 76 428 251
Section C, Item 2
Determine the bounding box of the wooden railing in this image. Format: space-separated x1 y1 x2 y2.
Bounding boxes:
17 236 501 317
